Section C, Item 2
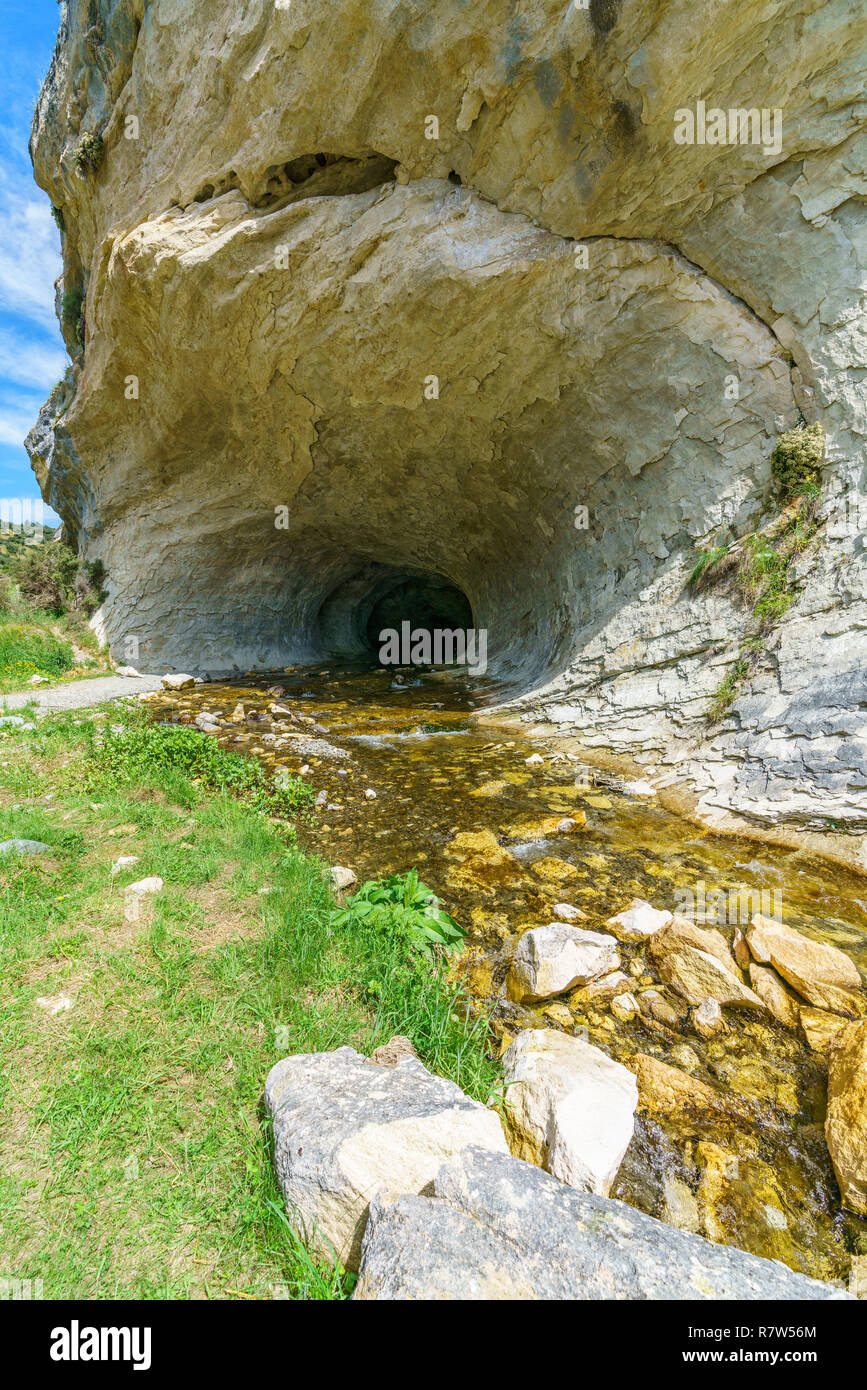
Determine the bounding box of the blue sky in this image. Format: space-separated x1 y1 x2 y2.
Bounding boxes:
0 1 65 524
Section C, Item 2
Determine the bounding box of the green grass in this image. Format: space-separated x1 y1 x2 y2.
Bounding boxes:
0 625 75 685
0 705 497 1299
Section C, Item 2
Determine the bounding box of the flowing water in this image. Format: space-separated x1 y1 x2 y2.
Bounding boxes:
151 664 867 1284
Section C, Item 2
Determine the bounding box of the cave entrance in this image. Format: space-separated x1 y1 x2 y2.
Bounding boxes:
316 564 475 667
365 576 473 661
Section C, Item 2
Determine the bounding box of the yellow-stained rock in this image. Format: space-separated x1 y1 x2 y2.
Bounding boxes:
825 1020 867 1214
800 1005 849 1055
748 962 802 1030
629 1054 754 1125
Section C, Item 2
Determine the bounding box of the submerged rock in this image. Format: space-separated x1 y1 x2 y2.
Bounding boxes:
825 1020 867 1215
507 923 620 1002
748 963 802 1029
353 1148 848 1301
500 1030 638 1196
264 1046 508 1271
630 1054 754 1125
657 945 765 1010
746 915 862 1002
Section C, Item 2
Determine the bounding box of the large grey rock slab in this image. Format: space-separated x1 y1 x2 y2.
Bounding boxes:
501 1030 637 1195
264 1046 507 1271
354 1148 853 1301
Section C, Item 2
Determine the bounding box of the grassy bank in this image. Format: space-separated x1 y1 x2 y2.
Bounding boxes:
0 705 496 1299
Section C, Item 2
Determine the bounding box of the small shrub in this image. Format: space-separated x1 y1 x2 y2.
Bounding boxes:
72 130 104 176
771 423 824 499
13 544 104 616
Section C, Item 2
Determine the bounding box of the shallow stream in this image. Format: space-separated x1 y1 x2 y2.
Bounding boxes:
152 664 867 1284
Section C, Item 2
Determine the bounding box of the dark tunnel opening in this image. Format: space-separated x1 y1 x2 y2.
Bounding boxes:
364 576 474 659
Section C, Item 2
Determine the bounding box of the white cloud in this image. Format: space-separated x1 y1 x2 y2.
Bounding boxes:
0 387 45 447
0 169 62 331
0 326 66 390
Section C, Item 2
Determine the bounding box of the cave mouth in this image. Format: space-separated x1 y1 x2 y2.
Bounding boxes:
316 563 478 669
364 577 474 661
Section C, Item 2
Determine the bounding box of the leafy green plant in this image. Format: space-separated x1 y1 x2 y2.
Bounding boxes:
333 868 464 958
89 720 312 819
771 422 824 499
73 130 104 176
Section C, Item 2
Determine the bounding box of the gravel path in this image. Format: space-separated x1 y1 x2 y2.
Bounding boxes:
0 674 164 711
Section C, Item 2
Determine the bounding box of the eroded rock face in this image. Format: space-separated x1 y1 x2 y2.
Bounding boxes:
26 0 867 830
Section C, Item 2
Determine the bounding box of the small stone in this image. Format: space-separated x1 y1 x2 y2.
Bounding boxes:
556 814 586 833
370 1035 419 1067
126 876 164 896
315 790 327 807
115 665 141 677
111 855 140 875
36 993 75 1015
524 753 544 766
551 902 587 924
800 1005 849 1055
748 963 801 1029
692 997 726 1038
733 928 752 971
0 839 51 855
542 1001 574 1028
331 865 358 892
606 899 672 942
364 788 377 800
160 672 196 690
610 992 639 1021
570 970 631 1006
